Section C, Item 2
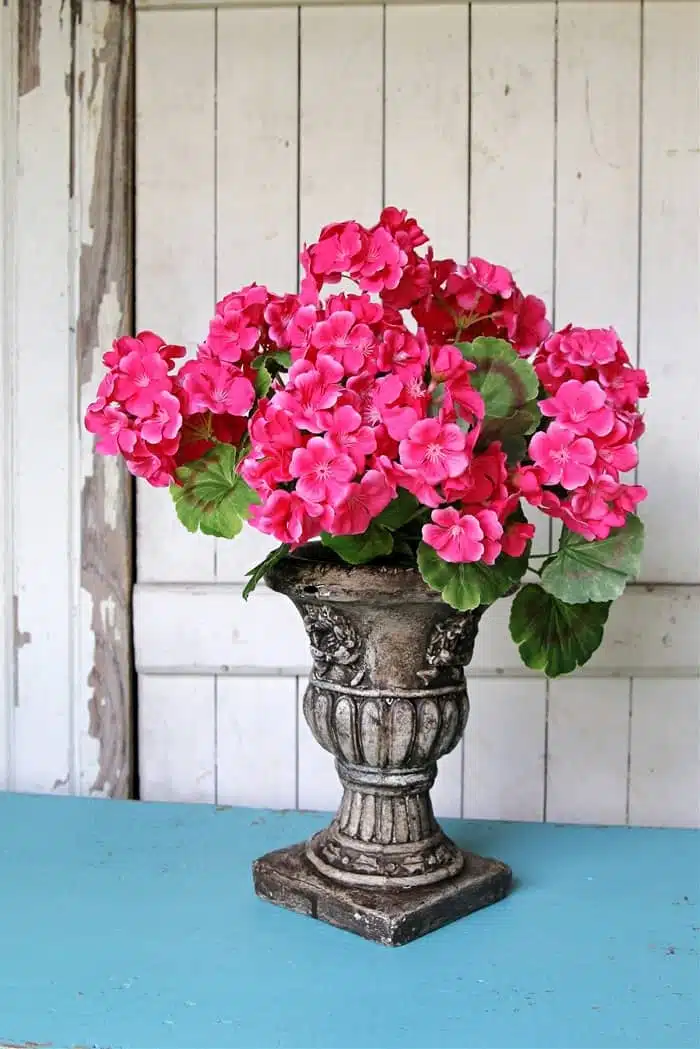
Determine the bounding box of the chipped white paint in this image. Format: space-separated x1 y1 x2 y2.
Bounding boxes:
0 0 133 796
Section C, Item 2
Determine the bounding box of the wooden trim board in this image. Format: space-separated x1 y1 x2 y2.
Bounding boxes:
134 583 700 677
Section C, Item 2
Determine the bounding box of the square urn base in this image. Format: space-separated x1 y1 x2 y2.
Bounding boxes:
253 842 512 947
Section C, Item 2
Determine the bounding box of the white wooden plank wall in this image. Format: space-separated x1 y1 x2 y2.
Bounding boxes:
135 1 700 828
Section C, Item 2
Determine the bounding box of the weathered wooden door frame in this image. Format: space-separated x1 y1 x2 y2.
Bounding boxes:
1 0 135 796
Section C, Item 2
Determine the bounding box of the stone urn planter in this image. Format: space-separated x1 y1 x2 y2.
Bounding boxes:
252 544 512 946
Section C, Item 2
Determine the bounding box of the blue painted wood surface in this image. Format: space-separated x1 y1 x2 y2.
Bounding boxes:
0 793 697 1049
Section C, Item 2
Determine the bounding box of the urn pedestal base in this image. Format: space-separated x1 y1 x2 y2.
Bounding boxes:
253 839 512 947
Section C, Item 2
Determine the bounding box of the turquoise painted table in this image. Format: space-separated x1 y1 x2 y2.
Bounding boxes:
0 793 697 1049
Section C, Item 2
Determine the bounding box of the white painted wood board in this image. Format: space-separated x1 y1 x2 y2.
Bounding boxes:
135 9 217 583
12 0 75 793
134 583 700 677
0 0 16 790
216 676 297 808
546 677 631 825
463 678 546 821
139 675 216 803
637 2 700 584
628 677 700 829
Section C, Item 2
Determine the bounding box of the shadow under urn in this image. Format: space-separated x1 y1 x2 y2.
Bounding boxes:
252 545 511 946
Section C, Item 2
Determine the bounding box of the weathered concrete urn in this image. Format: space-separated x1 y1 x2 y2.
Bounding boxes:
253 544 512 946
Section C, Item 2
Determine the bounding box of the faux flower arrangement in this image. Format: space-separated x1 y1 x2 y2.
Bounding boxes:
86 208 648 677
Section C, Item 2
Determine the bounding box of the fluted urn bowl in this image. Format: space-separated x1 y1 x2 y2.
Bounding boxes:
252 544 512 945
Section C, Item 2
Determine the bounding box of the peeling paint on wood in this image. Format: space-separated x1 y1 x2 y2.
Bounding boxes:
75 1 134 797
17 0 41 96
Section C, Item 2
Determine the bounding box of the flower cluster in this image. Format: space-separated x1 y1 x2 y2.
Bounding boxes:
86 206 648 569
240 207 557 562
514 326 649 540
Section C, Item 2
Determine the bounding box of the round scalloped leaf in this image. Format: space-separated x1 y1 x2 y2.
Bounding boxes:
509 584 611 677
417 542 529 612
457 337 540 419
171 443 259 540
321 524 394 565
540 515 644 604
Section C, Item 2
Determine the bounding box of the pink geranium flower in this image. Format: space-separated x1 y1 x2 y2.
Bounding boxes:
311 311 374 374
353 227 407 292
288 304 319 356
595 425 639 477
140 391 183 444
333 470 394 535
528 423 596 489
323 403 377 470
423 507 502 564
204 303 261 363
308 222 365 281
264 295 300 349
501 519 535 558
114 349 171 418
598 363 649 408
399 418 469 485
179 359 255 417
539 379 614 437
250 490 331 546
290 437 356 504
377 329 428 377
466 257 515 298
84 402 134 456
277 355 344 430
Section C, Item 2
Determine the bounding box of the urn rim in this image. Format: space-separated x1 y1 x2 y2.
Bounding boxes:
265 541 451 604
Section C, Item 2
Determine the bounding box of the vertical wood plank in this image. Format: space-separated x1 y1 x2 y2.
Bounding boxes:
464 678 546 821
550 2 641 827
299 6 383 246
468 3 554 803
384 4 469 258
471 2 555 567
216 677 296 809
470 1 555 306
547 678 630 825
629 678 700 829
135 9 216 582
215 8 299 582
139 675 215 803
12 0 74 792
297 677 341 812
75 1 134 797
555 0 641 346
637 2 700 583
0 0 17 789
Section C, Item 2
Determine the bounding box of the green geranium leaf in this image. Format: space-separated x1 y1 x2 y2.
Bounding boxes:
242 543 290 600
476 398 541 464
540 515 644 604
254 362 272 398
322 524 393 565
251 350 292 371
171 443 260 540
417 542 530 612
375 488 421 531
457 337 539 419
478 398 541 445
509 584 611 677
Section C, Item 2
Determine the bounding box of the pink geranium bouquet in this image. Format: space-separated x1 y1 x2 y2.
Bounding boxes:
85 208 649 676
